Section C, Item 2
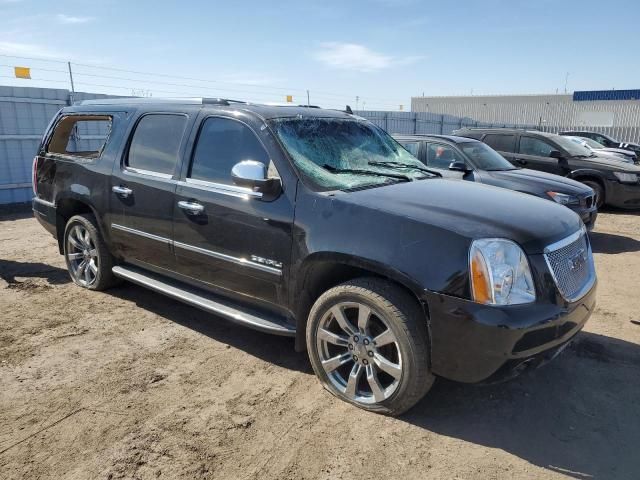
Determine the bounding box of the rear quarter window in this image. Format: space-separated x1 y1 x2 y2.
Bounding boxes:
47 115 112 159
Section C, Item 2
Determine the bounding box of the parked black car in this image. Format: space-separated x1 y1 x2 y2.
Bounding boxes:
454 127 640 209
393 134 597 229
560 130 640 158
33 99 596 415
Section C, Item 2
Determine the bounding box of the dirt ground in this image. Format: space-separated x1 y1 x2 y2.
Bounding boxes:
1 209 639 480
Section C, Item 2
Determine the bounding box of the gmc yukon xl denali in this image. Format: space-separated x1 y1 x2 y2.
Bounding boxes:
33 99 597 415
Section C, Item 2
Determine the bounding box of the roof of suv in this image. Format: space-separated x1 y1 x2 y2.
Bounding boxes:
393 134 481 144
455 127 561 139
73 97 353 120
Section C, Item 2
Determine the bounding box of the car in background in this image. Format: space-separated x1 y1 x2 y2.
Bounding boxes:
393 134 597 229
564 136 637 164
453 127 640 209
559 130 640 158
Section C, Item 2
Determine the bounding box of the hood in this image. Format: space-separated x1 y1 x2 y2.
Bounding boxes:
482 168 591 195
600 147 636 157
576 155 640 171
342 178 581 254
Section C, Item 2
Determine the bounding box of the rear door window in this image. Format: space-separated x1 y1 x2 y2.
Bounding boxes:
47 115 112 158
483 134 516 153
426 143 465 169
519 136 555 157
127 114 188 176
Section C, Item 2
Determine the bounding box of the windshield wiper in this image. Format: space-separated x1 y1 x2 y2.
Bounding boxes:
367 161 441 177
322 164 410 181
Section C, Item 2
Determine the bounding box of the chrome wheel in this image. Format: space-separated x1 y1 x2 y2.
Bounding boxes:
66 224 98 287
316 302 402 404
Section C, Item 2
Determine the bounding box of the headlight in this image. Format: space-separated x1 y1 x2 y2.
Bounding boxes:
547 191 579 205
469 239 536 305
613 172 639 183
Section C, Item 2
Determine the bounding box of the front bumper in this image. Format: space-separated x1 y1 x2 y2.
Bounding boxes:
605 180 640 209
424 282 597 384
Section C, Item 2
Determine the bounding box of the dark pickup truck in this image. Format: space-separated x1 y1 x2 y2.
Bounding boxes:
33 99 596 415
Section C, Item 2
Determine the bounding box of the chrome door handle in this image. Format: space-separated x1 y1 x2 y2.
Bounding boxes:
178 200 204 215
112 185 133 197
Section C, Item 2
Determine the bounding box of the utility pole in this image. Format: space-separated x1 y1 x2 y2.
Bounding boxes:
307 89 310 107
356 96 359 111
564 72 569 94
67 62 76 104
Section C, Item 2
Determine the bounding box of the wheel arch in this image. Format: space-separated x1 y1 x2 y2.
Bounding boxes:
567 169 607 202
54 195 104 254
292 252 431 352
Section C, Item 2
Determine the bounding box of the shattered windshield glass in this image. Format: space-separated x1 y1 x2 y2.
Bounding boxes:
271 117 435 191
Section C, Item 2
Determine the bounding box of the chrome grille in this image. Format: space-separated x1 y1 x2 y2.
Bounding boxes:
544 230 595 301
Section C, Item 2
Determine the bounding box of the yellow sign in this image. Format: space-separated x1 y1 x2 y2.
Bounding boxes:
286 95 293 103
14 66 31 79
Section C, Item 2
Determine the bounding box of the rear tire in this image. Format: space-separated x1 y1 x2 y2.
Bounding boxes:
63 214 118 291
306 277 434 416
582 180 604 209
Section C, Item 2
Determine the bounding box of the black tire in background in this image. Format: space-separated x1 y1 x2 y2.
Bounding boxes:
306 277 434 416
63 214 119 291
582 180 605 209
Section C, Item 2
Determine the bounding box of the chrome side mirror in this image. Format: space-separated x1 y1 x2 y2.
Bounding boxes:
231 160 281 197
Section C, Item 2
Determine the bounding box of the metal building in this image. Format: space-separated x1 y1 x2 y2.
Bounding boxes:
411 91 640 143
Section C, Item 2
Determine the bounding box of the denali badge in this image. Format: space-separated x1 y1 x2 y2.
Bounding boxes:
568 249 586 272
250 255 283 269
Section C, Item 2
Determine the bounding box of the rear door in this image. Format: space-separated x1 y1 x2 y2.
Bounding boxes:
172 114 294 308
109 112 190 271
481 133 517 164
515 135 563 174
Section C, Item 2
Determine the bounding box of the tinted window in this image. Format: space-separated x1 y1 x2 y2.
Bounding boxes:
483 134 516 153
519 136 555 157
127 114 187 175
190 117 270 184
426 143 465 169
399 141 420 156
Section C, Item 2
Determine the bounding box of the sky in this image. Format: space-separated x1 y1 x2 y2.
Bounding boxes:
1 0 639 110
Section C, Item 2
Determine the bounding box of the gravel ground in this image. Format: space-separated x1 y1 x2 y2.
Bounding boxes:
1 209 639 480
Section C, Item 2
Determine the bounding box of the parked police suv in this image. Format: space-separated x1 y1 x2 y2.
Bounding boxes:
33 99 597 415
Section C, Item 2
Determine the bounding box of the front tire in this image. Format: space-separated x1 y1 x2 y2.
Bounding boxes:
63 214 118 291
306 278 434 416
582 180 604 209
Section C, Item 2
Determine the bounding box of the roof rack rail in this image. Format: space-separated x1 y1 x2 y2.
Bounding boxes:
77 97 248 106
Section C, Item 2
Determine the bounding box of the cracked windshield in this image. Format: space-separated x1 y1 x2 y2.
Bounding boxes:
271 117 436 191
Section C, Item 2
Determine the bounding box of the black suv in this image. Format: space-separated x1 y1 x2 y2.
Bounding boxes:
33 99 596 415
393 134 597 229
454 127 640 209
560 130 640 158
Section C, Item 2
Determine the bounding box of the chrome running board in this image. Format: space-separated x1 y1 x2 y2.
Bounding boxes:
112 265 295 336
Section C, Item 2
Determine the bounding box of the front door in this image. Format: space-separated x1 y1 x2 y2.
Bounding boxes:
423 142 472 180
109 113 190 272
172 115 294 309
514 135 563 174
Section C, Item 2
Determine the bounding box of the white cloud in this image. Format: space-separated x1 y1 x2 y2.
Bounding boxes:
56 14 93 24
0 40 69 59
314 42 423 72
